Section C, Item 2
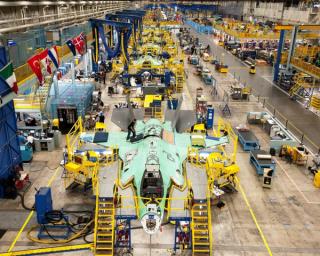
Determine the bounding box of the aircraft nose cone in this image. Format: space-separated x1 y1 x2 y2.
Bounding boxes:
141 212 162 235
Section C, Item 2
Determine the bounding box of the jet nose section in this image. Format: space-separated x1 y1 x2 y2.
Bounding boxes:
141 212 162 234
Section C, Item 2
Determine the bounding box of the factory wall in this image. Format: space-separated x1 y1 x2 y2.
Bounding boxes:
217 0 319 24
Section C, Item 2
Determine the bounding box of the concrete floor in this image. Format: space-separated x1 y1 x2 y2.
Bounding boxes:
185 25 320 152
0 32 320 256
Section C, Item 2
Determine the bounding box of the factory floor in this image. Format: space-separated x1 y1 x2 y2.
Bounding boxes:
185 25 320 152
1 43 320 256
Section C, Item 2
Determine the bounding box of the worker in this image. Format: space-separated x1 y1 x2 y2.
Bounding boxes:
86 151 91 161
63 145 68 163
206 44 211 54
127 118 137 141
98 111 105 123
26 133 35 150
76 69 82 81
17 131 27 145
101 70 106 85
52 118 59 130
191 44 195 55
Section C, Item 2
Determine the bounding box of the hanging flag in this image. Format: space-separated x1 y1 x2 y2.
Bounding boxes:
48 46 59 69
38 49 52 75
79 32 87 54
0 62 18 94
27 54 43 85
72 35 85 55
66 39 76 56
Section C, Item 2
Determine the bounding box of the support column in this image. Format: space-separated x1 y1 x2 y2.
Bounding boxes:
273 29 286 82
83 52 88 78
88 48 93 74
286 25 298 70
53 73 59 98
71 59 75 85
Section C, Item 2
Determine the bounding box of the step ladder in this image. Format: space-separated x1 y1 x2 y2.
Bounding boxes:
191 199 212 256
289 83 301 96
176 73 185 93
95 197 115 256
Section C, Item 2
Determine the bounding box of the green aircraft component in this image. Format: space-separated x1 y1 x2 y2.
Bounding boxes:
80 118 228 234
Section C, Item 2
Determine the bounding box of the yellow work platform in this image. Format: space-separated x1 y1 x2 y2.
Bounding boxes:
95 122 107 131
65 162 82 173
144 95 162 107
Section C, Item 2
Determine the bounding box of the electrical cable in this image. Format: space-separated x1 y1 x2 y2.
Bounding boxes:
26 220 93 244
17 192 35 211
42 225 59 241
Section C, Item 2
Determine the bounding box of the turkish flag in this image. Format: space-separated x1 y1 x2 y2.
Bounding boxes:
72 35 85 55
27 54 43 85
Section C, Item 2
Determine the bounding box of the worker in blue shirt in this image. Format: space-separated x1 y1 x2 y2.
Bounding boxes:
17 131 27 145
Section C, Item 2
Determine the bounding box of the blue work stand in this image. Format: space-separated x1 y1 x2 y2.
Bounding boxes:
236 129 260 151
250 150 276 176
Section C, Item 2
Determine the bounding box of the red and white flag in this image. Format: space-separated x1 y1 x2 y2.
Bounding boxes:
27 54 43 85
72 34 85 55
38 49 52 74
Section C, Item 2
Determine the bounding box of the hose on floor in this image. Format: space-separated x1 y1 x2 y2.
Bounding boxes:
17 192 35 211
26 220 93 244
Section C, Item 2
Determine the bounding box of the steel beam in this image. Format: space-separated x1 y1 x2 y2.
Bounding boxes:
275 25 320 31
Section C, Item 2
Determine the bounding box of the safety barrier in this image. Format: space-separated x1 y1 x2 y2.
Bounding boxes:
1 244 92 256
66 117 84 160
214 24 280 40
227 70 320 153
214 23 319 40
294 46 320 58
291 57 320 79
115 194 190 219
254 91 320 154
93 180 99 251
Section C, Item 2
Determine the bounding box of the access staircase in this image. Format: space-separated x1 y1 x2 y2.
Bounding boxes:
175 72 185 93
191 199 212 256
37 77 53 117
94 197 115 256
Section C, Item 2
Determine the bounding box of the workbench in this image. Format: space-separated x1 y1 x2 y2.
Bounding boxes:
250 150 276 175
236 129 260 151
34 138 55 152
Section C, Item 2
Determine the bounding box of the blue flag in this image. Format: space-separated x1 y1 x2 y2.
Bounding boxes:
66 39 76 56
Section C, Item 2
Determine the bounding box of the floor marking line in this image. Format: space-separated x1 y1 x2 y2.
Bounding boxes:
235 177 273 256
7 166 61 252
274 159 320 205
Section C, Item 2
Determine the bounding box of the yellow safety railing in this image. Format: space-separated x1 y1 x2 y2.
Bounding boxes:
291 57 320 79
217 117 238 162
295 46 320 58
187 147 206 167
206 185 213 256
1 244 93 256
66 117 84 161
93 179 99 252
214 24 280 40
115 195 190 218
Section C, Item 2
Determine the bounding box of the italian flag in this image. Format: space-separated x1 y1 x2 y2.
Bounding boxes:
0 62 18 94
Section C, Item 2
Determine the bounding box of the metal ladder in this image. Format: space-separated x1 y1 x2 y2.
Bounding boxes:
191 199 212 256
176 73 184 93
95 197 115 256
